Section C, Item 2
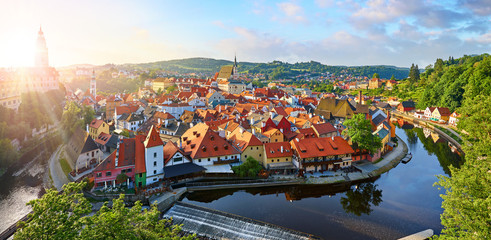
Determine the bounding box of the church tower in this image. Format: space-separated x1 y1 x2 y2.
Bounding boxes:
232 54 238 79
35 26 49 67
90 70 96 96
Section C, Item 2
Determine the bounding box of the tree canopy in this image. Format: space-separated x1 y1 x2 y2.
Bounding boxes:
232 156 263 177
342 113 382 154
15 182 194 240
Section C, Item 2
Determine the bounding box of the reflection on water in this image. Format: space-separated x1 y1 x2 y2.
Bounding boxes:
182 128 464 240
340 183 382 216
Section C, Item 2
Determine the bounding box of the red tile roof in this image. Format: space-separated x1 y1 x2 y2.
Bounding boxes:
312 122 337 136
89 119 104 129
291 136 354 159
144 125 164 148
180 124 240 159
264 142 293 158
134 135 146 174
163 141 189 165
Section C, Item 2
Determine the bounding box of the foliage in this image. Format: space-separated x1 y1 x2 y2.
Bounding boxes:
116 173 129 184
340 182 382 216
408 63 420 84
0 138 19 168
342 114 382 154
15 182 92 239
15 182 195 240
61 101 95 137
232 156 263 177
433 68 491 239
166 84 178 93
417 54 490 111
372 73 380 79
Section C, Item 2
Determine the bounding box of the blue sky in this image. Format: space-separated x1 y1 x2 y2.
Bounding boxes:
0 0 489 67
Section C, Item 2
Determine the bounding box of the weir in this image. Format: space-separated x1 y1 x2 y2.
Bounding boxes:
164 201 319 240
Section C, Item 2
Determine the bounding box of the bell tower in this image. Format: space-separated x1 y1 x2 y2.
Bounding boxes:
35 26 49 67
90 70 97 96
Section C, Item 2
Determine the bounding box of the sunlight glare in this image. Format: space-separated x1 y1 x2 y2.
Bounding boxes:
4 29 36 67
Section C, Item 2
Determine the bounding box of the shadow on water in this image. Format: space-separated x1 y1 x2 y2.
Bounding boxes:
340 183 382 216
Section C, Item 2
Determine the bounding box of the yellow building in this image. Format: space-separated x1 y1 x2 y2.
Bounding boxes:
262 128 285 143
263 142 294 172
431 107 451 122
227 128 264 163
88 119 110 139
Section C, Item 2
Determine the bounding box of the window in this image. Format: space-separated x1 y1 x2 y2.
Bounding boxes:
174 157 182 162
96 173 102 178
92 152 94 157
198 159 201 162
277 159 280 162
244 155 247 158
259 154 262 157
127 169 132 173
257 147 259 150
106 171 111 176
154 161 157 166
153 170 157 174
271 160 274 162
154 152 157 158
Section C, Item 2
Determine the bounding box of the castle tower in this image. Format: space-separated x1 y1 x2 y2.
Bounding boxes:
90 70 96 96
35 26 49 67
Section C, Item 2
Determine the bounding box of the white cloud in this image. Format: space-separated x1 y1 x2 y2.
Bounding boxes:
275 1 309 24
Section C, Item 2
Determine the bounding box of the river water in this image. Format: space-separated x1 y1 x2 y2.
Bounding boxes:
182 127 463 239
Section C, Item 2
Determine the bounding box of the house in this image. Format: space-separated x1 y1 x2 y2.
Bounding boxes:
159 119 189 136
263 142 295 174
397 101 416 113
314 98 358 122
205 91 225 104
386 80 398 90
227 127 264 164
218 80 246 94
117 113 145 131
158 103 193 118
105 95 124 120
262 128 285 143
311 122 338 138
180 110 201 124
94 132 119 153
179 123 241 166
431 107 451 122
93 138 136 189
368 78 382 89
162 141 206 181
291 136 354 172
414 111 425 119
73 135 104 173
88 119 110 139
372 128 391 161
449 112 460 127
424 107 436 120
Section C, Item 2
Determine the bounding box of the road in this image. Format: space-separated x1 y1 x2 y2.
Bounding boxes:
392 111 464 141
49 145 70 190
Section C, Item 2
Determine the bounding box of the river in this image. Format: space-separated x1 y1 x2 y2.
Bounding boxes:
182 127 463 239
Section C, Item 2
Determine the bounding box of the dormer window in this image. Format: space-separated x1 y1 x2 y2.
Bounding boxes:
214 146 218 151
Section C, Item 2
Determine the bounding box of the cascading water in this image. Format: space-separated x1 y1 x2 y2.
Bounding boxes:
164 202 319 240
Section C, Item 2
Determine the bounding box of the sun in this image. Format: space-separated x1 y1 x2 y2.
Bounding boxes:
3 29 36 67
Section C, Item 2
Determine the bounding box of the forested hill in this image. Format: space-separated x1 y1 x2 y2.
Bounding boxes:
122 58 409 79
417 54 490 112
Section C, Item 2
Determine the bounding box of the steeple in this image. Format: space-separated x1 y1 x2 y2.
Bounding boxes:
35 26 49 67
232 53 238 79
90 69 97 97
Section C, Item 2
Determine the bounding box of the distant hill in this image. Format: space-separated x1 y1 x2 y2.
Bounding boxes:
120 57 409 79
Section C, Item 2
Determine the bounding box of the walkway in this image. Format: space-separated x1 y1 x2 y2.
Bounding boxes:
392 111 463 141
49 145 69 191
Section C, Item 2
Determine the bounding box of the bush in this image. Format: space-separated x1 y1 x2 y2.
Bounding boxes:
232 157 263 177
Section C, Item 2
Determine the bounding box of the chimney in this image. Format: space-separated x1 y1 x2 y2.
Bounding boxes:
164 119 168 128
358 90 363 104
115 136 122 167
281 146 284 153
262 122 265 127
309 113 312 118
331 136 334 141
280 128 284 133
86 124 89 133
158 118 161 124
252 128 256 135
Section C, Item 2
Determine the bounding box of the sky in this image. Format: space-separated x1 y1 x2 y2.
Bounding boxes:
0 0 489 68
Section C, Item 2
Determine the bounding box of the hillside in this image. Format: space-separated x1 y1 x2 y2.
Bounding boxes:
121 57 409 79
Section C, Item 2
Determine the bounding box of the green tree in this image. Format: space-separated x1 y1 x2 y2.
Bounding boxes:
342 113 382 154
433 93 491 239
15 182 195 240
15 182 92 239
409 64 420 84
232 156 263 177
372 73 380 79
435 58 445 73
390 74 395 80
0 138 18 168
61 101 84 137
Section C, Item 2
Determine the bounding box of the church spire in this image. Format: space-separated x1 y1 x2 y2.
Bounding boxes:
35 26 49 67
232 53 238 79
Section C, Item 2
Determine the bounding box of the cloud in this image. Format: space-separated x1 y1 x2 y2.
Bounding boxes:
213 25 490 68
459 0 491 16
212 20 225 28
349 0 471 29
275 1 309 24
315 0 334 8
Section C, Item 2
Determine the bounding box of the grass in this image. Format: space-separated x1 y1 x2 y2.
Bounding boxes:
373 157 384 164
59 157 72 177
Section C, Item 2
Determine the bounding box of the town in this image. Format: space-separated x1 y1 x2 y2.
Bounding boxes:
0 16 489 239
